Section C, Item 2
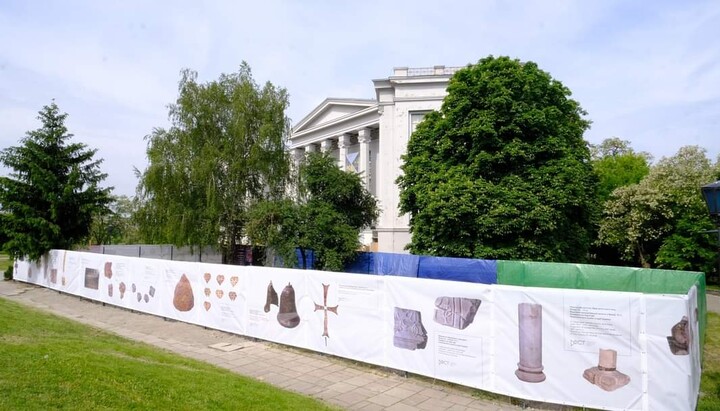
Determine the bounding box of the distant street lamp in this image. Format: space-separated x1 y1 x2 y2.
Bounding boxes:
701 181 720 278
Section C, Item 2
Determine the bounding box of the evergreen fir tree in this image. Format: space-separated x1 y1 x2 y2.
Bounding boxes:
0 102 112 260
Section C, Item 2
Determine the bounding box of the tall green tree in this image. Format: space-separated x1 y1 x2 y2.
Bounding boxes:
0 102 112 260
589 137 652 265
247 152 378 271
598 146 719 272
590 137 652 203
136 63 290 262
397 56 597 262
89 195 142 245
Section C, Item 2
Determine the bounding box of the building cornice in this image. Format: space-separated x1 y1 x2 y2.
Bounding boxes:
293 98 377 132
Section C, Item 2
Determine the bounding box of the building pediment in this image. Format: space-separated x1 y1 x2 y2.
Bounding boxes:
293 98 377 134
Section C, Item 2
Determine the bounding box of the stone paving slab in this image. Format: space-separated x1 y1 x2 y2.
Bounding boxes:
0 279 606 410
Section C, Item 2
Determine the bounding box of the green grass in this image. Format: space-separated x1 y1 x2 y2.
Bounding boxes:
699 312 720 410
0 254 11 280
0 298 334 411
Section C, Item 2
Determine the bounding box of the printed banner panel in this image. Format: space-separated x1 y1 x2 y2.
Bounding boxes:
385 276 493 388
493 286 644 411
645 291 700 411
13 251 700 411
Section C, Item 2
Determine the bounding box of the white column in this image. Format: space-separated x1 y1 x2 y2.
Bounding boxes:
358 128 372 188
304 143 318 154
292 147 304 170
320 139 334 153
338 133 351 170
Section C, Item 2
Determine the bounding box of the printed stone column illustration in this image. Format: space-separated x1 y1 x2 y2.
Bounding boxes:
583 348 630 391
515 303 546 383
358 128 372 189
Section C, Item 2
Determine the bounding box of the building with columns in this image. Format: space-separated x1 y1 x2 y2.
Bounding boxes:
289 66 462 253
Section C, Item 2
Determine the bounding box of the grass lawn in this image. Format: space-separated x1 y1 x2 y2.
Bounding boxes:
0 253 11 279
0 298 334 410
700 312 720 410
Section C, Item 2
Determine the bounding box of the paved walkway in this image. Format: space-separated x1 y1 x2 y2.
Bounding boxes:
0 280 519 411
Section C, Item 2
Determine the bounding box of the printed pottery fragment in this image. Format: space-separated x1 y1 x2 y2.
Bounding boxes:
173 274 195 312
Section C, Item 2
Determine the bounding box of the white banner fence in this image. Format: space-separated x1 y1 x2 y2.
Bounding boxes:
14 250 701 411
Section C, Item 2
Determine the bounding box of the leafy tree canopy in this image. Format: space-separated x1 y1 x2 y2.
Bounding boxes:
598 145 719 272
89 195 142 245
136 63 290 262
590 137 652 203
247 152 378 271
397 56 597 262
0 102 112 260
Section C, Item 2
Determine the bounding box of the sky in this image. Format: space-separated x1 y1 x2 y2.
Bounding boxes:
1 0 719 196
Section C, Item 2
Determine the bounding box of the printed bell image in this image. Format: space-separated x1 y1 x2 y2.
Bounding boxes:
667 316 690 355
515 303 546 383
582 348 630 391
264 281 279 313
277 283 300 328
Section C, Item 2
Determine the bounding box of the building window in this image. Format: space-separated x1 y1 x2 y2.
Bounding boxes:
409 111 430 136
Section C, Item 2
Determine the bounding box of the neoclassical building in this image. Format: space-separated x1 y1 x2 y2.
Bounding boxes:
290 66 462 253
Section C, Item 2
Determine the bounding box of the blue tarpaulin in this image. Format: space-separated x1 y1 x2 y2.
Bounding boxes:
343 252 497 284
417 256 497 284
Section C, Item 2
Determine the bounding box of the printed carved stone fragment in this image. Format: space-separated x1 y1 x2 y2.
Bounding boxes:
149 286 155 297
393 307 428 350
216 289 224 299
84 268 100 290
433 297 481 330
143 294 149 303
516 303 546 383
229 291 237 301
583 349 630 391
173 274 195 312
230 276 239 287
119 282 126 299
104 262 113 279
203 272 211 283
277 283 300 328
108 283 113 297
50 269 57 284
667 316 690 355
137 292 142 302
216 275 225 285
204 288 211 297
204 301 211 311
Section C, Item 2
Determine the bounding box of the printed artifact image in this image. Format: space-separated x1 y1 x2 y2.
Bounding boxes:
173 274 195 312
50 269 57 284
515 302 546 383
119 282 126 299
104 262 113 279
313 283 339 346
433 296 481 330
393 307 428 350
583 348 630 391
667 316 690 355
264 281 279 312
278 283 301 328
84 268 100 290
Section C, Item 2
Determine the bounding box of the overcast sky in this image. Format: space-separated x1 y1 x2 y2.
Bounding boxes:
1 0 719 196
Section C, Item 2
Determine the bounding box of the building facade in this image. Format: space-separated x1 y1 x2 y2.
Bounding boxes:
289 66 462 253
